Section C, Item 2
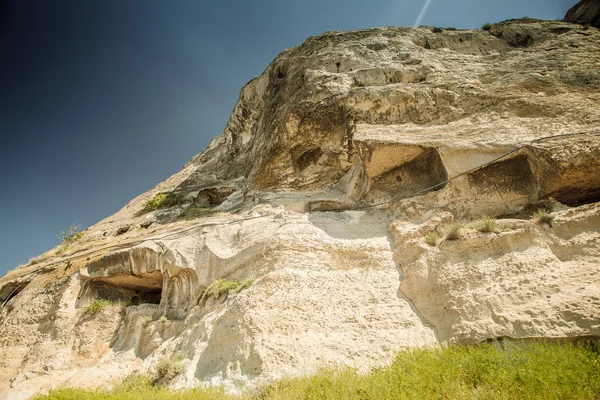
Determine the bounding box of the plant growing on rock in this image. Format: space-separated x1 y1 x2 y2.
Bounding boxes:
202 279 253 300
445 224 463 241
475 217 498 233
57 224 83 245
155 352 186 383
482 23 492 31
141 316 154 328
84 299 112 315
425 232 439 247
532 208 553 226
143 192 183 212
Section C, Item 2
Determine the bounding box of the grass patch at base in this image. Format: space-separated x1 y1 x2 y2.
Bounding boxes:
35 341 599 400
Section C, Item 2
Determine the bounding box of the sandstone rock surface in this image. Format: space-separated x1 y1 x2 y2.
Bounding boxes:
1 18 600 399
564 0 600 28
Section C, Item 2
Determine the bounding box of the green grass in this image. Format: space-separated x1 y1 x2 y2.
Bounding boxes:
445 223 463 241
425 231 439 247
84 299 115 315
141 316 154 328
57 224 84 245
35 341 600 400
474 216 498 233
202 279 253 300
144 192 183 212
532 208 553 226
482 22 491 31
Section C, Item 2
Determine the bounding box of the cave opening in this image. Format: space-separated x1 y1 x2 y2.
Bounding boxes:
194 187 236 207
544 185 600 208
467 154 536 204
366 147 448 202
77 271 163 308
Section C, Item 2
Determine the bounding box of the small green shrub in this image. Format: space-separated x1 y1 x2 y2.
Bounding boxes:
57 224 84 245
144 192 183 212
532 208 553 226
445 224 463 241
84 299 113 315
475 216 498 233
425 232 439 247
482 22 491 31
155 352 186 383
141 316 154 328
203 279 253 300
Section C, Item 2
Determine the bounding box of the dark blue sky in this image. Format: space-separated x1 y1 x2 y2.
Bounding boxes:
0 0 577 275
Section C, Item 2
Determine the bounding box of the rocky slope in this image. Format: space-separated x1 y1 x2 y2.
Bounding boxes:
1 16 600 400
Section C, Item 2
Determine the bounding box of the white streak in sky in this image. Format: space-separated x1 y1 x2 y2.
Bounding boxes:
413 0 434 28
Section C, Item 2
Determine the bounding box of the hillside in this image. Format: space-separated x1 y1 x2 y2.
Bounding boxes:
1 16 600 399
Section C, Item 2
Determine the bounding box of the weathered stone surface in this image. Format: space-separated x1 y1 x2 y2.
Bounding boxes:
1 18 600 399
564 0 600 28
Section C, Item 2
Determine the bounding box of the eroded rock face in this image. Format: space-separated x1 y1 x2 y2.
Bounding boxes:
564 0 600 28
1 18 600 399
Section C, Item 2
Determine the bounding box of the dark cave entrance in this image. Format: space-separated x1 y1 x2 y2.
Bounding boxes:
544 185 600 208
77 271 163 308
194 187 236 207
367 147 448 202
467 155 536 200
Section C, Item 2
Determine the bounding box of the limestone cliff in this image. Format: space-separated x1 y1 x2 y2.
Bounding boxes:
1 17 600 400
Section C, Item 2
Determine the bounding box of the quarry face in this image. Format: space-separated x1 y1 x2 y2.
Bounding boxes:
1 18 600 399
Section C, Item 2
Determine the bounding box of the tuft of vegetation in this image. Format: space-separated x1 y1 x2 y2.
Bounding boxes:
475 216 498 233
57 224 84 245
35 341 600 400
155 352 186 383
203 279 253 300
141 316 154 328
482 22 492 31
532 208 553 226
144 192 183 212
84 299 114 315
425 232 439 247
123 299 136 308
445 223 463 241
180 204 213 218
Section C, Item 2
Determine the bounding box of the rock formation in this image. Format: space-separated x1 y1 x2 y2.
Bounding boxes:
1 17 599 399
564 0 600 28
